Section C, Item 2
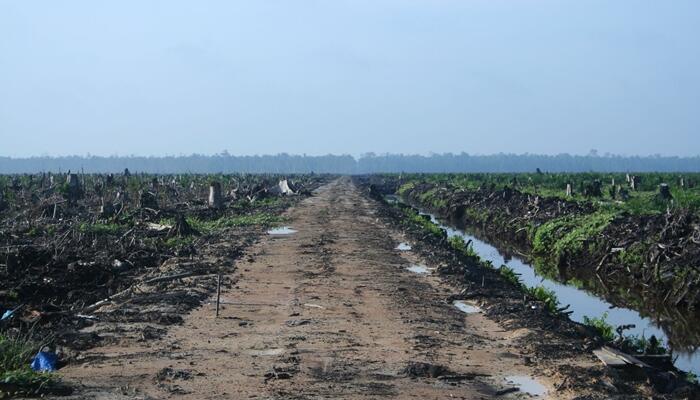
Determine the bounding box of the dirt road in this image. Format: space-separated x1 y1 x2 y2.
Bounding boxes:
62 178 596 399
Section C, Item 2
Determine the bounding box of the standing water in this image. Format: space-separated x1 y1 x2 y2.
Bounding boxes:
413 208 700 375
267 226 298 235
406 264 432 274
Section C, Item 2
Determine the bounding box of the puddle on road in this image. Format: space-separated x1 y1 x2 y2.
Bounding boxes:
504 375 547 397
396 242 412 251
267 226 297 235
453 301 482 314
406 264 431 274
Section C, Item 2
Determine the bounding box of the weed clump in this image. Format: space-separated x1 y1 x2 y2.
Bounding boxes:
0 331 55 391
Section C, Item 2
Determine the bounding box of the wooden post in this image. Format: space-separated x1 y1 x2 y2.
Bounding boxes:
216 274 222 318
209 182 223 209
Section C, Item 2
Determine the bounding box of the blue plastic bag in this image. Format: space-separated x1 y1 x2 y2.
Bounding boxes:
31 351 57 372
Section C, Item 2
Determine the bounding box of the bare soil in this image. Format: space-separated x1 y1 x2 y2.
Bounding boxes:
56 178 672 399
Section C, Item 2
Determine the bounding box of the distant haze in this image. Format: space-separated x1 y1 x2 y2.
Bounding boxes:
1 1 698 157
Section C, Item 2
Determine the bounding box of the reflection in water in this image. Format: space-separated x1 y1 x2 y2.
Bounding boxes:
453 300 482 314
406 264 431 274
396 242 412 251
267 226 298 235
504 375 548 397
410 207 700 375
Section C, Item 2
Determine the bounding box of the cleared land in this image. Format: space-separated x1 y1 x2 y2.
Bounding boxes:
54 178 681 399
2 176 697 399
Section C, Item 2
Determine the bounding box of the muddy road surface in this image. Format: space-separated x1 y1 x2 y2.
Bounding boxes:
59 178 618 399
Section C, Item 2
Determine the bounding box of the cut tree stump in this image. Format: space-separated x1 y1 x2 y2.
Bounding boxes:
659 183 672 200
209 182 223 209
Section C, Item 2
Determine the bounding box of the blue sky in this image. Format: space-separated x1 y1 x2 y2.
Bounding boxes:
1 1 698 157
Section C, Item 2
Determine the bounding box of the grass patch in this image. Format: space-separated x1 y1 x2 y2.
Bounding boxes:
164 236 195 248
402 208 444 239
448 236 478 258
532 211 616 264
167 213 285 235
582 312 616 342
498 265 522 287
0 332 54 389
617 242 647 266
526 285 560 314
582 312 669 356
397 182 416 196
77 222 122 235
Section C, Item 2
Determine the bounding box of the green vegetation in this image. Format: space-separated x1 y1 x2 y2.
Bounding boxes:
399 172 700 216
396 172 700 298
498 265 522 287
583 312 616 342
163 212 285 236
416 187 448 210
617 242 647 267
582 312 670 356
532 211 616 265
526 285 560 314
448 235 478 258
391 175 689 368
401 208 445 239
77 222 122 235
164 236 195 248
394 201 567 316
229 196 283 212
397 182 416 196
0 332 54 389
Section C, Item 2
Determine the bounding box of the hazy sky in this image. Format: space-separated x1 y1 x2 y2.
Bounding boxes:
1 1 698 157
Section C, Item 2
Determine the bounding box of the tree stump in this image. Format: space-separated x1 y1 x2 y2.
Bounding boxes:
618 185 630 201
583 180 602 197
65 173 83 205
565 183 573 197
209 182 223 209
139 190 158 210
169 213 198 237
116 190 129 204
99 197 115 218
630 176 639 191
659 183 672 200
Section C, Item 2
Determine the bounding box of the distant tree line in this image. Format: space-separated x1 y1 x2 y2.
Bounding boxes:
0 153 699 174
